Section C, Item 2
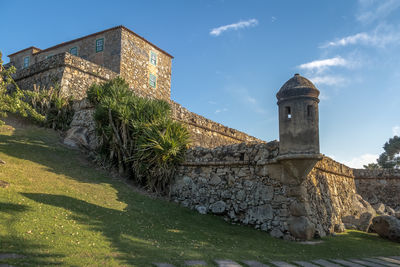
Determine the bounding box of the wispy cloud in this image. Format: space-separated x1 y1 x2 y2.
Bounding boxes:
321 33 370 48
343 153 378 168
215 108 228 114
227 86 267 114
271 16 277 23
321 25 400 48
210 19 258 36
357 0 400 24
393 125 400 136
309 75 347 86
298 57 349 72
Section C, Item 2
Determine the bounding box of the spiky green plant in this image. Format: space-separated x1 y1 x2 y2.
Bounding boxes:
24 83 74 131
87 77 190 193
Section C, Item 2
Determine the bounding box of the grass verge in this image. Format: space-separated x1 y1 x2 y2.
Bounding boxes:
0 123 399 266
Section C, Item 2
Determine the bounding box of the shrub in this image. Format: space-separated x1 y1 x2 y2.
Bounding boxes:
87 77 190 193
25 83 74 131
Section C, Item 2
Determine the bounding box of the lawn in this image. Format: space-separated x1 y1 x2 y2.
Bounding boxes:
0 122 399 266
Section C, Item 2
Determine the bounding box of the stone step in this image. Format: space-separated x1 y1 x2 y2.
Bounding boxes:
293 261 320 267
242 260 270 267
184 260 208 266
152 263 176 267
363 258 400 267
330 259 365 267
311 259 342 267
349 259 386 267
270 261 297 267
389 257 400 261
380 257 400 265
214 259 242 267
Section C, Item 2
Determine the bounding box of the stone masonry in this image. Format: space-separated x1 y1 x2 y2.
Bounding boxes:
7 25 259 148
6 27 400 241
354 169 400 210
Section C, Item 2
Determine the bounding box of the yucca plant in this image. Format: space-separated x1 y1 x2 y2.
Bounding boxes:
87 77 190 193
24 82 74 131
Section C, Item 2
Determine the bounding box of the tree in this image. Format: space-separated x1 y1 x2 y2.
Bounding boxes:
377 136 400 169
364 135 400 169
0 51 44 126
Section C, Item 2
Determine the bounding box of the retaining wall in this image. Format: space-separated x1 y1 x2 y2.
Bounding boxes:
171 143 370 239
354 169 400 209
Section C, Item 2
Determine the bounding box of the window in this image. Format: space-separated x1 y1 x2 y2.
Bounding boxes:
70 47 78 56
96 38 104 52
46 54 53 59
286 106 291 119
149 73 157 88
150 51 157 66
23 56 30 68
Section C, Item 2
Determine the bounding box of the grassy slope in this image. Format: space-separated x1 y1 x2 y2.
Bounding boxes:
0 124 399 267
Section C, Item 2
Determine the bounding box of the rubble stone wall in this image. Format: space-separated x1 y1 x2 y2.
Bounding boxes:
120 28 172 101
13 53 118 100
354 169 400 210
171 143 366 239
171 101 264 148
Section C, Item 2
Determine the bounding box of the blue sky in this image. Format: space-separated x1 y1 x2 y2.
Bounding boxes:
1 0 399 168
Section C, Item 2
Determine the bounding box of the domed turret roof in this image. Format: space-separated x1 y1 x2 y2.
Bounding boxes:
276 74 319 101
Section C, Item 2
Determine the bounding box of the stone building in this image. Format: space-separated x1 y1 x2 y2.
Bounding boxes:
7 26 172 101
7 26 400 240
6 25 261 147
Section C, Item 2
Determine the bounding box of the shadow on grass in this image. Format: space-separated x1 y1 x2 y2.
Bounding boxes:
21 193 189 265
0 127 111 186
0 202 64 266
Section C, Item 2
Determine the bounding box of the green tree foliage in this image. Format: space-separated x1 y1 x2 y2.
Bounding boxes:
0 52 44 126
25 83 74 131
364 135 400 169
87 77 190 193
377 135 400 169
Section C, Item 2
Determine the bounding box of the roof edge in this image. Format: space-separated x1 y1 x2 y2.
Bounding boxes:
7 46 42 57
9 25 173 59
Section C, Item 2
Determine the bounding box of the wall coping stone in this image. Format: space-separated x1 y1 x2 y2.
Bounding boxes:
354 168 400 179
13 52 118 83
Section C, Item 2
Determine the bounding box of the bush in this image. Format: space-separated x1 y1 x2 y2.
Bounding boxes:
25 83 74 131
87 77 190 193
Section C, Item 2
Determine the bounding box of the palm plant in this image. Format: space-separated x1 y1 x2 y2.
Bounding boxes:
87 77 190 193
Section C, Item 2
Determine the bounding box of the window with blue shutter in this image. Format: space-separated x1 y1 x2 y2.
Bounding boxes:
70 47 78 56
96 38 104 52
150 51 157 66
23 56 30 68
149 73 157 88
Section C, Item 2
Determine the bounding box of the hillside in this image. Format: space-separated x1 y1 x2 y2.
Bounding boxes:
0 120 399 266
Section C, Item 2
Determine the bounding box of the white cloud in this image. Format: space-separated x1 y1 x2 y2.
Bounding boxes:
321 33 371 48
208 100 217 105
309 75 347 86
210 19 258 36
321 25 400 48
215 108 228 114
357 0 400 24
298 57 349 72
393 125 400 136
271 16 277 23
343 153 379 168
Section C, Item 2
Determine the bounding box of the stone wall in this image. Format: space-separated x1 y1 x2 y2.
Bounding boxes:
171 144 373 240
171 101 264 148
354 169 400 210
9 28 122 73
13 53 118 100
120 28 172 101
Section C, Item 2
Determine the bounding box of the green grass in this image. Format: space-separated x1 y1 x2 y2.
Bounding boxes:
0 123 399 266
